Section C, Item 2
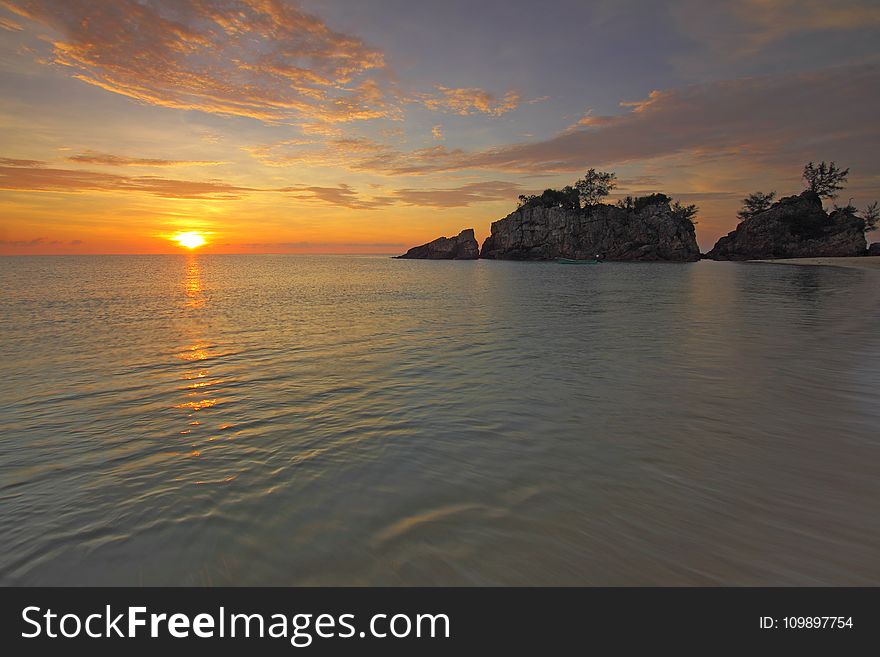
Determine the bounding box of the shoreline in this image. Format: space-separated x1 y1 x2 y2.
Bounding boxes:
751 255 880 271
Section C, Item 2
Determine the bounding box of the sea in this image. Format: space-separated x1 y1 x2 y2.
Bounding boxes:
1 254 878 585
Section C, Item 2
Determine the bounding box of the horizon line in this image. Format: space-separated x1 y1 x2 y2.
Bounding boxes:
0 251 403 257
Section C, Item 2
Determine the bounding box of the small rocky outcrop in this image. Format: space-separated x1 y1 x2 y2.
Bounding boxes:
479 202 700 261
396 228 479 259
867 242 880 256
707 191 867 260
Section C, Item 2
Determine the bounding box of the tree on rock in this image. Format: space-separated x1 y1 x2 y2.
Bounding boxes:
737 191 776 220
633 193 671 213
518 186 580 210
863 201 879 232
575 169 617 207
802 161 849 199
671 201 698 225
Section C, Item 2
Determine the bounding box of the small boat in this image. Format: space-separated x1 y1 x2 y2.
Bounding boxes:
557 258 600 265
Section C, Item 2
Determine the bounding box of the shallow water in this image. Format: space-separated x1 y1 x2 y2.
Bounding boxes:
1 255 878 585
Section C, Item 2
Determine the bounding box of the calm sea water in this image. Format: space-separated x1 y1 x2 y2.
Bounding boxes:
1 255 878 585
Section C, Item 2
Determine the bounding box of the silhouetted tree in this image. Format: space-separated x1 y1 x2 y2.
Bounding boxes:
575 169 617 206
832 199 858 215
615 193 673 212
557 185 580 210
518 186 580 210
863 201 879 232
802 161 849 199
633 193 671 213
737 191 776 220
671 200 698 225
615 195 635 211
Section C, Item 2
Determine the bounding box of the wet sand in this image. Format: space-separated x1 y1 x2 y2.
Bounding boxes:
753 256 880 271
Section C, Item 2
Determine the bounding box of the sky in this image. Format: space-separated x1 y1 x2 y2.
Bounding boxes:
0 0 878 254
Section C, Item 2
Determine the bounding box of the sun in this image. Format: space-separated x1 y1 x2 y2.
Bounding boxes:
173 231 206 249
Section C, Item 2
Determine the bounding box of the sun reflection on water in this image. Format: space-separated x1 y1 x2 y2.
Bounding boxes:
171 254 234 476
184 255 205 309
176 347 211 361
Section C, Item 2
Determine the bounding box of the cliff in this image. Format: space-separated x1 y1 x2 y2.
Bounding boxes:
479 202 700 261
707 191 867 260
396 228 479 259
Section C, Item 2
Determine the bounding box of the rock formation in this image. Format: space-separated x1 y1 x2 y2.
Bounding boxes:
868 242 880 257
707 191 867 260
479 201 700 261
396 228 479 259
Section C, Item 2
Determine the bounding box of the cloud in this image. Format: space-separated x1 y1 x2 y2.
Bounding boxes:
67 151 226 167
329 137 388 155
244 135 387 167
238 241 404 249
0 158 257 198
432 125 445 141
392 181 523 208
276 180 522 209
0 14 22 30
278 183 396 210
416 86 521 116
350 64 880 175
0 237 82 246
0 157 522 207
3 0 393 123
0 157 45 167
616 176 664 190
198 131 223 144
671 0 880 57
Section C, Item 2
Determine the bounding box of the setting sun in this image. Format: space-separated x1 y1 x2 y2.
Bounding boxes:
174 232 206 249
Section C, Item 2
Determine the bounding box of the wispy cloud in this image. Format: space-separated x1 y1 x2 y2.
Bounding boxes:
279 183 396 210
280 180 523 210
0 158 256 199
238 241 404 250
671 0 880 57
350 64 880 175
0 157 45 167
393 181 523 208
3 0 393 123
67 151 226 167
244 136 386 167
416 86 521 116
0 13 22 30
0 237 82 246
616 176 664 190
0 157 523 208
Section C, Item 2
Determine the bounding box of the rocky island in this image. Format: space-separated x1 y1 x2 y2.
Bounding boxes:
480 196 700 261
398 170 700 261
395 228 479 259
708 162 876 260
396 163 878 263
707 190 866 260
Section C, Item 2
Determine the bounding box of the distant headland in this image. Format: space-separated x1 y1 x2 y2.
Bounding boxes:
395 228 479 260
397 162 879 262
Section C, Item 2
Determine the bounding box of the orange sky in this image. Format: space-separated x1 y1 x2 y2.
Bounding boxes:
1 0 879 255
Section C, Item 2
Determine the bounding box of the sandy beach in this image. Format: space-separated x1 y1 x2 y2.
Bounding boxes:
753 256 880 271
